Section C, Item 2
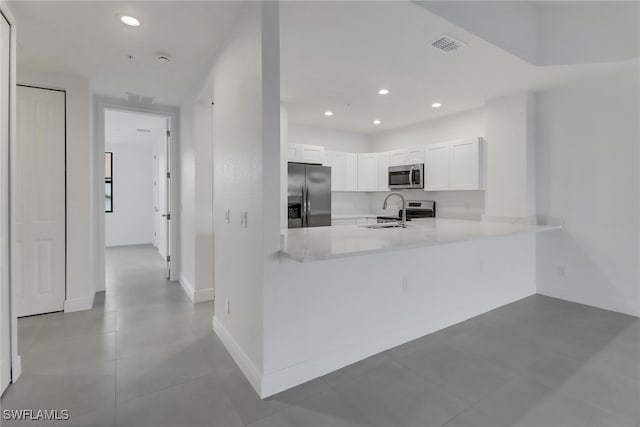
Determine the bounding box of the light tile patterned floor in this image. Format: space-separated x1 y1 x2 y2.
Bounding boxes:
2 244 638 427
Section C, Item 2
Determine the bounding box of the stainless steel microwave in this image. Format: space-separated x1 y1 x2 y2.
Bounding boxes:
388 164 424 189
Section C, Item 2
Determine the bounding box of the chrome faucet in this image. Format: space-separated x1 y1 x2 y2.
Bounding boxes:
382 192 407 228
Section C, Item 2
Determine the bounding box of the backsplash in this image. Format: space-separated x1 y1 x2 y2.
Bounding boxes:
332 190 485 220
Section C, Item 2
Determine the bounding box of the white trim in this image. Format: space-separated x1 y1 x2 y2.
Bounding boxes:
63 294 95 313
179 273 195 302
482 214 538 225
179 273 214 303
11 354 20 382
194 287 214 303
213 316 262 396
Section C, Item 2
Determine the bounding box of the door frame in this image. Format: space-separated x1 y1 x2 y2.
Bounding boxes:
93 96 180 291
0 0 20 386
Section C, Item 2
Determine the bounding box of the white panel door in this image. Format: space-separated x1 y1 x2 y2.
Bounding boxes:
357 153 378 192
424 142 451 191
377 152 390 191
450 138 482 190
345 153 358 191
1 11 12 393
15 86 66 317
330 151 346 191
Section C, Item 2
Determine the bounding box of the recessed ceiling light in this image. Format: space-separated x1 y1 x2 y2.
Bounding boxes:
324 110 333 117
373 119 381 125
378 88 389 95
431 102 442 108
120 16 140 27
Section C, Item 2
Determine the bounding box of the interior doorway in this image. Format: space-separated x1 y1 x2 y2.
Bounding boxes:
103 109 172 277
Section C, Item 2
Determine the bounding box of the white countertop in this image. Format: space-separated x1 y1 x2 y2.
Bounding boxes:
280 218 561 262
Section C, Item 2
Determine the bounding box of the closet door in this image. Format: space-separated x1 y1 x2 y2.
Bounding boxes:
15 85 66 317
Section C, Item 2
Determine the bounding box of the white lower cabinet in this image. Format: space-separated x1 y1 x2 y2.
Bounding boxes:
357 153 378 192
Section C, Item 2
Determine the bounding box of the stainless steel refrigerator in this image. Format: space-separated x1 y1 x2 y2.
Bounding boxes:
288 163 331 228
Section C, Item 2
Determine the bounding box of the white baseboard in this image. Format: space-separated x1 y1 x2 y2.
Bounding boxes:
179 274 214 303
64 294 95 313
193 287 215 303
213 316 263 396
12 355 22 383
179 274 195 302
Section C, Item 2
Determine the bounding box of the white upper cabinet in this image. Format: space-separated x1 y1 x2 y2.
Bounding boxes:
287 145 298 162
357 153 378 192
377 152 390 191
407 147 424 164
450 138 483 190
322 151 332 167
287 144 324 164
424 142 451 190
331 151 346 191
424 138 484 191
389 149 408 167
345 153 358 192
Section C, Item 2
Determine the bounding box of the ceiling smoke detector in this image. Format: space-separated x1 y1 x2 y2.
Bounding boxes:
431 35 466 52
156 55 171 63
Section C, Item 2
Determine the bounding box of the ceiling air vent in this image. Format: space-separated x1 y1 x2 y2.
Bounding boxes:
431 35 466 52
136 128 152 133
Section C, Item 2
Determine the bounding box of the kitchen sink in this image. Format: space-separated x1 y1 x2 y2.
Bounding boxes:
360 223 406 229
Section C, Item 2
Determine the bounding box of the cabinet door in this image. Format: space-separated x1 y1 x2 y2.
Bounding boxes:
407 147 424 164
298 144 324 164
345 153 358 192
287 145 298 162
424 143 450 190
357 153 378 192
322 151 332 167
389 149 408 167
377 152 390 191
450 138 482 190
331 151 346 191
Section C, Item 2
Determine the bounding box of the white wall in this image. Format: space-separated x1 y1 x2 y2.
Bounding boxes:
536 67 640 317
179 104 196 293
370 107 485 152
289 123 370 152
105 143 154 247
211 2 281 394
18 67 95 312
484 92 536 223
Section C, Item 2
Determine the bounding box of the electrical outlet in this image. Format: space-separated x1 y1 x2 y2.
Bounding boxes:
224 209 230 224
402 277 409 292
225 298 231 314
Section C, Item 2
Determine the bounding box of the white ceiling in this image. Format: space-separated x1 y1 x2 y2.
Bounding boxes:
280 1 638 133
105 109 166 145
8 1 242 105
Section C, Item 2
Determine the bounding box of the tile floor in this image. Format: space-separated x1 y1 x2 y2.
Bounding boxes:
1 244 639 427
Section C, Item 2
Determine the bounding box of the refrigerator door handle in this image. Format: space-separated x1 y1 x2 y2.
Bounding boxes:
301 185 307 227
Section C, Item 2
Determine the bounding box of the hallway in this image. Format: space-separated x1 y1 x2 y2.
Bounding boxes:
2 246 639 426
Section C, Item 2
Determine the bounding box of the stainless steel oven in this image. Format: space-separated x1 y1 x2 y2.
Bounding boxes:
388 164 424 189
